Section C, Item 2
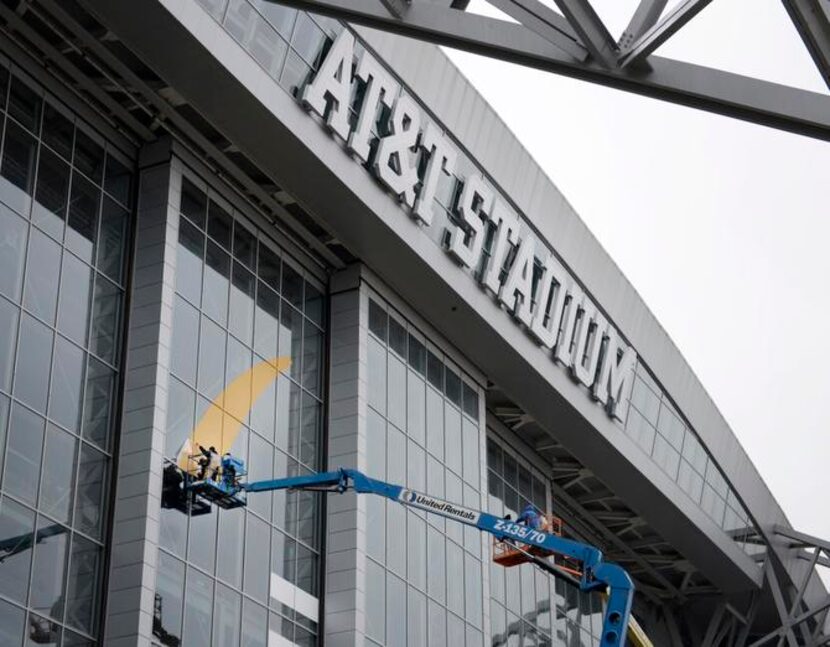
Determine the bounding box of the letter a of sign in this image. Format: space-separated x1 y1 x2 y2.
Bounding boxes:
301 31 354 141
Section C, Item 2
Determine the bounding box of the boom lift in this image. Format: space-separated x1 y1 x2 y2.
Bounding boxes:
162 462 636 646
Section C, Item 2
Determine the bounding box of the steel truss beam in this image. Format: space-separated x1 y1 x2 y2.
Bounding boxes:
271 0 830 141
781 0 830 90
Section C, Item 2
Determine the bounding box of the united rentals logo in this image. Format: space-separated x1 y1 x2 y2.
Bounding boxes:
399 490 481 525
301 31 637 421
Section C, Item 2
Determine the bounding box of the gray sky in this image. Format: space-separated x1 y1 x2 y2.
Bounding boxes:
444 0 830 546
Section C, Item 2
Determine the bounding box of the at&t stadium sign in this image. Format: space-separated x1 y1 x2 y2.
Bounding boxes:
301 30 637 421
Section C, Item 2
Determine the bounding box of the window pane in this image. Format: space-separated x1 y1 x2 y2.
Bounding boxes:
445 404 462 476
304 282 324 328
241 599 267 647
444 367 461 406
295 541 317 596
39 424 77 524
281 262 303 308
177 217 204 306
33 147 70 237
73 443 108 539
302 321 322 396
198 316 226 400
365 559 385 642
97 196 128 283
66 173 100 265
23 227 62 323
81 357 115 451
30 517 68 620
253 282 279 361
0 205 28 301
57 252 92 345
446 540 464 616
14 315 53 413
0 496 36 603
182 567 214 647
0 299 18 392
188 503 217 574
155 551 185 646
367 336 386 416
62 629 93 647
8 75 42 133
41 103 73 161
233 223 256 270
73 130 104 184
217 507 244 589
388 316 406 358
257 243 280 293
89 275 122 365
428 600 446 647
213 583 241 647
386 572 406 647
368 299 387 341
0 597 25 647
387 355 405 431
229 262 255 345
652 433 680 480
104 153 132 207
462 417 480 487
279 301 302 384
407 370 425 446
208 200 232 248
1 120 37 203
180 177 207 228
243 514 270 602
49 337 85 432
203 240 230 326
407 512 426 591
5 405 44 505
171 295 199 385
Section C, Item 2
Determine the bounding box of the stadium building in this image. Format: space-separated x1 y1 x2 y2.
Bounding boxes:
0 0 826 645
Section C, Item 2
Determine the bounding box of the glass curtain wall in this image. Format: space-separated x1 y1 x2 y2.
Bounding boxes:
487 438 605 647
365 295 485 647
0 65 134 647
153 172 326 647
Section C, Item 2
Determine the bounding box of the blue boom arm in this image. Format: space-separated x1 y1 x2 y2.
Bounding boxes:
244 467 633 646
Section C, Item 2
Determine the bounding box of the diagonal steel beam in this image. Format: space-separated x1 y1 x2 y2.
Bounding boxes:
269 0 830 141
379 0 410 19
618 0 669 49
549 0 618 66
781 0 830 90
774 525 830 553
619 0 715 66
484 0 588 59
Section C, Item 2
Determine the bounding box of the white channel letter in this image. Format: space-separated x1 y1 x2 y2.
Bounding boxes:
529 254 569 349
347 53 398 164
447 173 493 268
499 234 536 326
300 30 354 141
482 199 519 295
374 94 421 207
554 287 584 367
571 306 608 389
414 122 457 226
593 327 636 420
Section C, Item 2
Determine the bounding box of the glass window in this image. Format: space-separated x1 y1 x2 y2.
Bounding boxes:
279 301 302 384
216 507 244 589
177 217 204 306
48 337 85 432
66 173 100 265
295 541 317 595
241 599 268 647
233 223 256 270
366 495 385 562
367 336 386 415
678 459 704 504
29 517 68 620
0 299 18 392
165 378 195 459
65 534 101 635
701 484 726 526
188 502 218 575
407 370 425 446
97 197 128 283
652 433 680 480
1 120 37 202
8 76 42 132
171 295 200 385
444 405 462 476
444 367 461 407
208 200 233 248
629 376 660 427
41 103 73 161
365 558 385 643
104 153 132 208
33 147 70 236
657 402 685 450
408 334 426 375
446 540 464 616
257 243 280 293
57 252 92 345
244 513 270 602
24 227 62 324
73 130 104 184
73 443 108 539
462 382 479 420
39 424 77 524
181 177 207 228
304 282 324 328
81 357 115 451
302 322 322 396
155 551 185 646
427 524 445 604
407 587 427 647
213 583 241 647
388 316 406 359
427 350 442 391
625 406 656 455
89 275 122 365
428 599 447 647
387 355 406 431
368 299 387 341
229 262 255 345
407 512 426 591
462 417 480 487
203 240 231 326
0 205 28 301
254 281 279 360
0 496 36 603
198 317 226 400
182 566 214 647
281 262 303 309
13 313 53 413
386 571 406 647
62 629 93 647
0 597 25 647
681 432 707 476
426 387 443 461
299 394 320 470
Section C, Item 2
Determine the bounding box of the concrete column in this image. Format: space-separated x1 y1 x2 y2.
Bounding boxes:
103 143 180 647
324 266 369 646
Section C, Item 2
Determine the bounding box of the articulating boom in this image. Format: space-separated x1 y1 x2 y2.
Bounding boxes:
242 468 634 647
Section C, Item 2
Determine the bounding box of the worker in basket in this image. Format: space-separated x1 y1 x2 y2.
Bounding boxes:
196 445 220 481
517 503 545 531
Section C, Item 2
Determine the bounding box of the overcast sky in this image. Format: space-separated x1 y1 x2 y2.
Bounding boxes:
444 0 830 546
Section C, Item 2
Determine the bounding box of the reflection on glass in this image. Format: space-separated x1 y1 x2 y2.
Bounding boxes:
81 357 115 451
24 228 61 324
213 583 241 647
182 567 213 647
0 597 25 647
29 519 68 620
203 241 230 326
39 424 77 524
33 147 70 236
73 130 104 184
41 103 73 161
0 496 36 603
57 252 92 345
14 314 53 413
0 205 28 302
104 154 132 208
49 337 85 432
166 378 196 459
243 513 270 602
155 551 185 647
177 218 205 307
97 197 128 283
89 275 122 366
5 405 45 505
1 120 37 202
171 295 200 386
66 173 99 264
74 443 108 539
0 299 19 392
229 262 255 345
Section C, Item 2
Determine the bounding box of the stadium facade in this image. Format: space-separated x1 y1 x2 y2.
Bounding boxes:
0 1 825 645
